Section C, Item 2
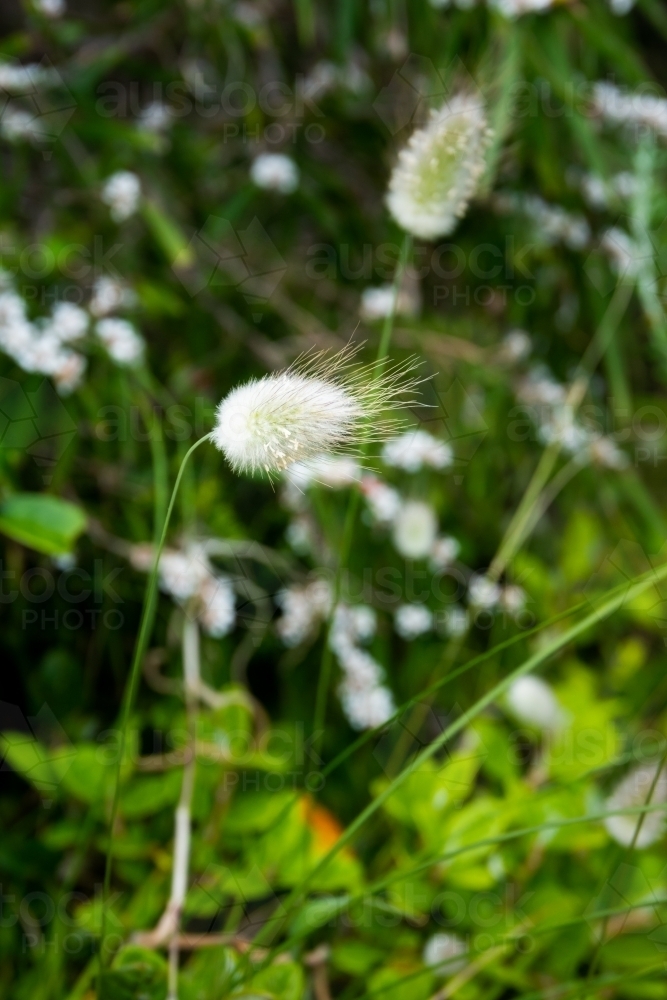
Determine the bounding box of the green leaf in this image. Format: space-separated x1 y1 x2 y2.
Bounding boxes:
99 946 167 1000
121 770 182 819
288 894 350 938
247 962 304 1000
0 493 86 555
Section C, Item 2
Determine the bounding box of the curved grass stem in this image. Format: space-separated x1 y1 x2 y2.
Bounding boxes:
99 433 211 975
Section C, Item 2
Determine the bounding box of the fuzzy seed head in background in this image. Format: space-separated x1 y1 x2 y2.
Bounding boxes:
212 346 420 478
386 93 492 240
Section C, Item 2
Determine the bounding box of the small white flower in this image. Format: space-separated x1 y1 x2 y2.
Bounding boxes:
589 435 629 470
331 604 377 648
395 603 433 639
339 678 395 730
137 101 172 133
212 346 419 478
361 476 402 524
392 500 438 559
386 94 492 240
468 574 501 609
360 285 418 322
159 549 211 602
499 329 531 363
517 367 566 407
600 227 642 278
430 535 460 570
423 933 467 973
501 585 526 615
34 0 66 16
96 318 144 365
538 405 590 456
250 153 299 194
52 351 86 395
89 276 136 317
439 605 469 637
382 428 453 473
285 517 312 555
101 171 141 222
488 0 553 18
604 763 667 848
48 302 88 343
0 108 44 143
277 578 332 647
506 675 564 731
198 575 235 637
0 62 58 91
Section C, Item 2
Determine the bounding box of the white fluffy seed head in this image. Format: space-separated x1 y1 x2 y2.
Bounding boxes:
386 94 492 240
212 346 420 478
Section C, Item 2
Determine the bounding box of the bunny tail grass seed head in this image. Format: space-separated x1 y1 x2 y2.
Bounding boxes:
387 93 492 240
212 345 421 478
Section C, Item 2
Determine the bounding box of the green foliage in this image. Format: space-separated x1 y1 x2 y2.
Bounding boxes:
2 1 667 999
0 494 86 556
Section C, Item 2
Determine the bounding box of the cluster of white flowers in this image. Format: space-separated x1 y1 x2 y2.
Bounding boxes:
250 153 299 194
516 366 628 469
276 578 333 646
592 82 667 139
0 283 87 394
0 108 47 144
422 932 468 974
569 169 637 210
330 604 395 730
0 268 145 389
604 763 667 847
387 94 492 239
133 542 236 638
301 59 371 102
101 171 142 222
505 675 564 731
382 429 453 473
359 284 419 323
274 581 394 729
96 318 144 366
0 61 59 92
492 192 590 250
